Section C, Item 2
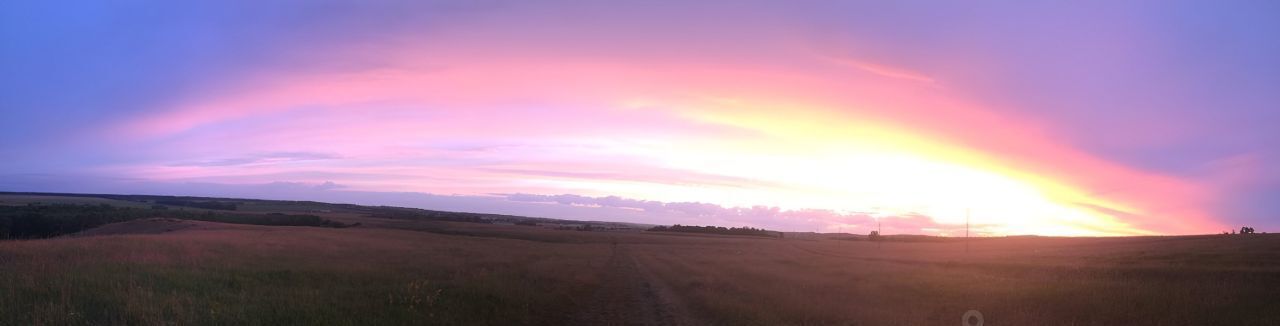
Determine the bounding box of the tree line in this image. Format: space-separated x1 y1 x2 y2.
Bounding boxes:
154 199 239 211
1226 226 1261 235
647 224 784 238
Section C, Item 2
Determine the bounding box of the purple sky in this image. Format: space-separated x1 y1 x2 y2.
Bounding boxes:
2 1 1276 235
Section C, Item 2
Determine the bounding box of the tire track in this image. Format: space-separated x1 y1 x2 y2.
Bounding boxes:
572 243 698 325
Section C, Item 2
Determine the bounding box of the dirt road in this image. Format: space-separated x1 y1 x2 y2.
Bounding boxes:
572 244 698 326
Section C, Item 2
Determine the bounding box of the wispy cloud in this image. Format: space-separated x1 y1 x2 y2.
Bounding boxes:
479 166 781 189
169 152 342 167
846 61 936 84
314 181 346 190
500 193 968 234
820 55 936 84
4 0 1268 235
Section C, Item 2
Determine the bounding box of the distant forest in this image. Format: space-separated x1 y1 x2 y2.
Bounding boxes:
648 224 783 238
154 199 239 210
0 204 352 240
365 207 493 224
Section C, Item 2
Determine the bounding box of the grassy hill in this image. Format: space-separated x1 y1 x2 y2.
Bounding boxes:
1 192 1278 325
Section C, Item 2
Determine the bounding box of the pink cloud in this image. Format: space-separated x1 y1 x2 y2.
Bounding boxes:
87 7 1229 235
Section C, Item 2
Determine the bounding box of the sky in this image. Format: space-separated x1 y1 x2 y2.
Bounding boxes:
2 0 1277 236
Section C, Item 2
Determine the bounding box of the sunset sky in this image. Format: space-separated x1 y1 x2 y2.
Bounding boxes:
2 1 1277 236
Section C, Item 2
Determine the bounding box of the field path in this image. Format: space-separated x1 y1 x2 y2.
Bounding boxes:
572 243 698 326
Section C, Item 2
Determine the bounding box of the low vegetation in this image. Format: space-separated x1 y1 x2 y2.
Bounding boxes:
2 193 1278 325
0 204 352 239
364 206 494 224
0 226 612 325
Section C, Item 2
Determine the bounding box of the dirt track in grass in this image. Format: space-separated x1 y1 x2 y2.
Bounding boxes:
573 244 700 326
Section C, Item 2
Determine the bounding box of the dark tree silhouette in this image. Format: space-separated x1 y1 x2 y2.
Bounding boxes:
647 224 783 238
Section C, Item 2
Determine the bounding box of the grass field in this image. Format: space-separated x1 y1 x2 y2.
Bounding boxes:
1 194 1278 325
0 195 154 208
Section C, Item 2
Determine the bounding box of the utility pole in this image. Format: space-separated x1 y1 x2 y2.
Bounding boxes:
965 209 971 254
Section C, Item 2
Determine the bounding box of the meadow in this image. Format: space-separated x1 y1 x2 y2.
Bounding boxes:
1 194 1278 325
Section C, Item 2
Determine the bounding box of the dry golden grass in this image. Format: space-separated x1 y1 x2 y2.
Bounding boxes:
632 234 1280 325
2 218 1278 325
0 224 612 325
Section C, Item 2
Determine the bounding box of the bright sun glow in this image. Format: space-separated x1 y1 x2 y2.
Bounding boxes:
3 0 1257 237
545 99 1145 236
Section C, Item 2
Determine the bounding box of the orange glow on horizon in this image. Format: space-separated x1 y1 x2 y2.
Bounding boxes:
97 49 1226 236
